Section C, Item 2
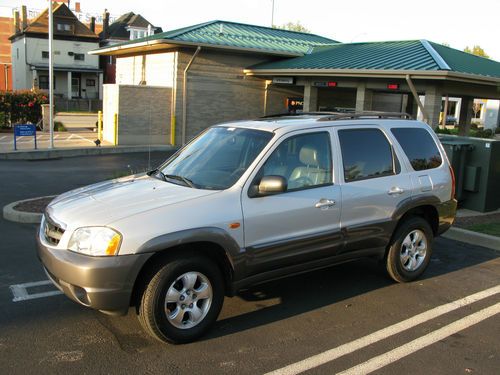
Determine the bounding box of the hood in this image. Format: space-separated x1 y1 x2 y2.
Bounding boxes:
47 174 219 227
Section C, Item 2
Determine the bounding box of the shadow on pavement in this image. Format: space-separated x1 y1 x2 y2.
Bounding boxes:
202 237 498 341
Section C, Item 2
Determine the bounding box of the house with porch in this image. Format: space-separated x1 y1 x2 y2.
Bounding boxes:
9 3 102 104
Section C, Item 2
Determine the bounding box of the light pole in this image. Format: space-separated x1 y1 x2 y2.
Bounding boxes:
48 0 54 148
271 0 275 27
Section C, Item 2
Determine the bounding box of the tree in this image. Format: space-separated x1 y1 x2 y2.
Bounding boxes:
273 21 310 33
464 45 489 58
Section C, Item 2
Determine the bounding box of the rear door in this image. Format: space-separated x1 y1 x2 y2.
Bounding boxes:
389 127 452 203
241 129 342 276
335 125 412 254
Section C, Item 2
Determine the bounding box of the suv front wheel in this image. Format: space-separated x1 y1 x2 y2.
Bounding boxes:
138 254 224 344
386 216 433 283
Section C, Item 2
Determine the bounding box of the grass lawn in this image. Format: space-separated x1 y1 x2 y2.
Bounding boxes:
466 222 500 237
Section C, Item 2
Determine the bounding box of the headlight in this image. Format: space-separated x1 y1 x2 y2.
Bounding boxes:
68 227 122 256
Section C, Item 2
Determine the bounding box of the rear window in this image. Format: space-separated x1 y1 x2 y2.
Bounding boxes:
391 128 442 171
338 128 396 182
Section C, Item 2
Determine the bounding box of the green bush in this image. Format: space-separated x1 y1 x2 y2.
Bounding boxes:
473 128 493 139
54 121 67 132
495 127 500 134
0 90 48 127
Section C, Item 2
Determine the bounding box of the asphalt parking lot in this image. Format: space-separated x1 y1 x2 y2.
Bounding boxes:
0 153 498 374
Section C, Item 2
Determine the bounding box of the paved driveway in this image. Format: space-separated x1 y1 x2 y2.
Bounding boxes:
0 153 498 375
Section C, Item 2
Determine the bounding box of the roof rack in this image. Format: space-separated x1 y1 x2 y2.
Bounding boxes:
260 111 340 119
317 111 413 122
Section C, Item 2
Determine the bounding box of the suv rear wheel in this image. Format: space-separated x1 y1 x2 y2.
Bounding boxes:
386 216 433 283
138 255 224 344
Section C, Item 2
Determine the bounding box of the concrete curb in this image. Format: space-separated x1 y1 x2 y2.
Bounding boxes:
0 145 177 160
442 227 500 252
2 196 55 224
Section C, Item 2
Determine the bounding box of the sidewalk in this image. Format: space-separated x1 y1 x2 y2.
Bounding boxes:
0 130 176 160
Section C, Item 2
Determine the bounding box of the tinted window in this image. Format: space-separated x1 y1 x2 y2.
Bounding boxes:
339 129 395 182
391 128 442 171
259 132 332 191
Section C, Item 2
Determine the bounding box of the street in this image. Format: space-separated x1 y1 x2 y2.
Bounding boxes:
0 153 498 374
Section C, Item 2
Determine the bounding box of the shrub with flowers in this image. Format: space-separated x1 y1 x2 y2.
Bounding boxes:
0 90 49 128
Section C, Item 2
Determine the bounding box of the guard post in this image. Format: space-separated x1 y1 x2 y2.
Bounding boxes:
97 110 103 141
14 124 37 151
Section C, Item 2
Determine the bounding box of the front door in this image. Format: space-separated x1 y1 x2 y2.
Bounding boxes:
241 130 342 276
71 75 80 98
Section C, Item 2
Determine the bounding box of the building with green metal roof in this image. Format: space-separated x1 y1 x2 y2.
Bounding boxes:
89 20 500 146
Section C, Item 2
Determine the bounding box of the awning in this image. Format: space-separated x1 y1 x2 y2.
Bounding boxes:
31 65 102 73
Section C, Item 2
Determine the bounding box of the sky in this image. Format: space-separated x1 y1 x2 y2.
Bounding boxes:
2 0 500 61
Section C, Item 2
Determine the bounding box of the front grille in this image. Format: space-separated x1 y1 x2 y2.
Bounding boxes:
43 215 65 245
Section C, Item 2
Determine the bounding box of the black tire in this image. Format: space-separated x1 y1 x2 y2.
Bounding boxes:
138 254 224 344
386 216 433 283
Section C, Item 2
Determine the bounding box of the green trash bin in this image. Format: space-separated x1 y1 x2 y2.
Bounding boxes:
440 139 474 201
439 136 500 212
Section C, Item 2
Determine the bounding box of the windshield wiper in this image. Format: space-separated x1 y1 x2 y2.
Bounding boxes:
147 169 167 182
164 174 195 188
148 169 195 188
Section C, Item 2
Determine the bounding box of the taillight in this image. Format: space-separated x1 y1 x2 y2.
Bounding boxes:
449 166 456 200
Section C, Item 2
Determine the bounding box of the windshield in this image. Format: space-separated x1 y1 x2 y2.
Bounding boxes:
159 127 273 190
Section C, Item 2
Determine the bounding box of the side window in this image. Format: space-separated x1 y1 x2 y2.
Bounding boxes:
259 132 332 191
391 128 442 171
339 128 395 182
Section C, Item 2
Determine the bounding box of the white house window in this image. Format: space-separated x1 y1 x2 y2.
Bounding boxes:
42 51 49 59
74 53 85 61
130 29 147 40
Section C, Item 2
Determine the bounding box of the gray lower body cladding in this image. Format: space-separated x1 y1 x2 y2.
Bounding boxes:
36 235 152 315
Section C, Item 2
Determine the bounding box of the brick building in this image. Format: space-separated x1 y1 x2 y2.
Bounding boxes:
90 20 500 146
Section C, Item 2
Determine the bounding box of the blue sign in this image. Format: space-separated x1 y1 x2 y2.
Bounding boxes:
14 124 37 150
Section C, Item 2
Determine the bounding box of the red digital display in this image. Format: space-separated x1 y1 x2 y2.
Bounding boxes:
327 81 337 87
387 83 399 90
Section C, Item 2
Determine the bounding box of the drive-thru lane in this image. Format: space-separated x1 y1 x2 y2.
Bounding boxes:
0 153 498 374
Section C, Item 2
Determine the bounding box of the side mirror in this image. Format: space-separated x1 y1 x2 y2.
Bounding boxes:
258 175 287 196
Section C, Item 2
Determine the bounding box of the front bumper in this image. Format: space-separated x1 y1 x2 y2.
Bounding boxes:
36 234 152 315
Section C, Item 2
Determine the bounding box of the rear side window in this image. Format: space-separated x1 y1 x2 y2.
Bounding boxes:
391 128 442 171
338 128 395 182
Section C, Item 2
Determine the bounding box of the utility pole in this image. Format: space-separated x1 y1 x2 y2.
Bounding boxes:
48 0 54 148
271 0 275 27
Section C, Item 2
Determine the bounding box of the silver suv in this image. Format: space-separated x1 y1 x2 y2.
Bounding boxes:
37 113 457 344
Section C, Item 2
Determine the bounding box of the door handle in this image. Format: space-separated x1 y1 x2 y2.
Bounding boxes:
387 186 405 195
315 198 336 209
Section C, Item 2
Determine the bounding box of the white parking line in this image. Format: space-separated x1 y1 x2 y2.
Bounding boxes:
265 284 500 375
74 133 96 145
10 280 62 302
339 303 500 375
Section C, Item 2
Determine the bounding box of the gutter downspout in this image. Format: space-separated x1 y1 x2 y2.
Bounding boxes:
405 75 429 123
182 46 201 145
170 52 178 145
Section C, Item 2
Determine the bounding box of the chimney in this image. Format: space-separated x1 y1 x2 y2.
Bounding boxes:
75 2 81 13
90 17 95 33
102 10 110 39
13 10 21 33
21 5 27 31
